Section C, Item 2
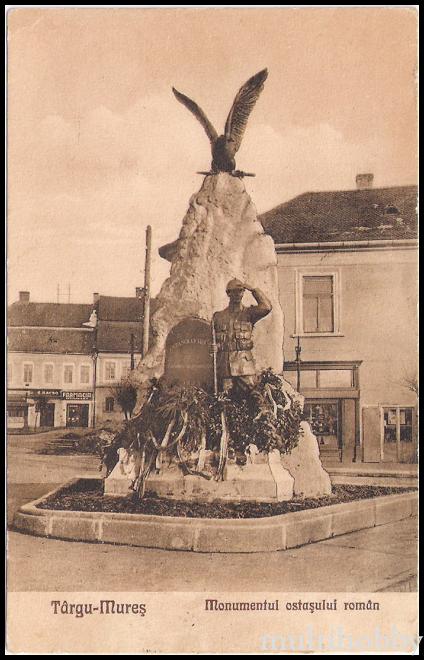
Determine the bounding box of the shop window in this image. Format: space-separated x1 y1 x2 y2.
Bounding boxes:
383 407 414 444
63 365 74 384
303 401 339 445
23 363 33 384
105 397 115 412
8 407 25 418
400 408 413 442
43 363 54 384
104 361 116 381
284 366 356 391
288 370 318 389
80 364 90 384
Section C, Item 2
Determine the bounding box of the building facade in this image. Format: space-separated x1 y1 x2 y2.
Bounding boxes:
260 176 418 464
7 290 145 430
92 293 143 426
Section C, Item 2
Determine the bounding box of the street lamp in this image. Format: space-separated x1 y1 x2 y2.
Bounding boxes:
295 336 302 392
91 348 98 428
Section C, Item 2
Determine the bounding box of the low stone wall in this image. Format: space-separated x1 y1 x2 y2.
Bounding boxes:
13 479 417 553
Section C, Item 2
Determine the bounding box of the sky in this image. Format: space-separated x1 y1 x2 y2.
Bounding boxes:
7 7 418 303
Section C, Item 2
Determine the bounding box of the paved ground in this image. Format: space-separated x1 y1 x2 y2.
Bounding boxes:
7 431 418 593
323 461 418 487
7 516 418 593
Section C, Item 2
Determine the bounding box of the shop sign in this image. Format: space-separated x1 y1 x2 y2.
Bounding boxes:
29 389 62 398
62 391 93 401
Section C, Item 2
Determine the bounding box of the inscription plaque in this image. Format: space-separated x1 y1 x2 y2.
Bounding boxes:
163 317 213 390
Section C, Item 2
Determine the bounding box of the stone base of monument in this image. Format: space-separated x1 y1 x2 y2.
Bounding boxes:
104 459 138 496
281 422 332 498
104 458 295 502
103 422 332 501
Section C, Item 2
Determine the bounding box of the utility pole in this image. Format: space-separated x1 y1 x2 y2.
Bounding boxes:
130 333 135 371
142 225 152 358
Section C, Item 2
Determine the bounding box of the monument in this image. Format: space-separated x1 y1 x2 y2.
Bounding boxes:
104 69 331 501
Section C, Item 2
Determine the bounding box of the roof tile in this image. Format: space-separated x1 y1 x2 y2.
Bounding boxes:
259 185 418 244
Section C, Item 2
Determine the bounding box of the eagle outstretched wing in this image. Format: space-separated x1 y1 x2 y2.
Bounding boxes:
172 87 218 145
224 68 268 152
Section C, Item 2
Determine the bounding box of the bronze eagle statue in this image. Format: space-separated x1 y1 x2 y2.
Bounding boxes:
172 68 268 174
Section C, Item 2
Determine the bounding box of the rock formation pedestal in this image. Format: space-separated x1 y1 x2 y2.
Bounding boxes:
107 172 331 501
133 173 285 383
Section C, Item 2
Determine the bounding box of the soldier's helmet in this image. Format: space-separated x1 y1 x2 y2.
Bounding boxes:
226 278 245 293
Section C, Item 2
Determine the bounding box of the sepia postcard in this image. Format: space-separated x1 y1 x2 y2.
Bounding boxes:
6 6 418 654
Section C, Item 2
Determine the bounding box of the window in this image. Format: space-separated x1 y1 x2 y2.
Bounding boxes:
63 365 74 384
303 276 334 333
104 361 116 381
383 408 397 443
383 407 414 444
105 397 115 412
295 271 341 337
122 362 132 379
23 363 33 384
43 363 54 384
400 408 413 442
283 362 359 392
80 365 90 385
287 370 318 389
304 402 339 438
8 407 25 418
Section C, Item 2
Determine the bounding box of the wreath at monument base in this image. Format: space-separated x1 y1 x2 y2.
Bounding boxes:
102 369 303 498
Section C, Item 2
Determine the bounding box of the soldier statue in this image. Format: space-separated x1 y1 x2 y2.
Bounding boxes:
212 279 272 393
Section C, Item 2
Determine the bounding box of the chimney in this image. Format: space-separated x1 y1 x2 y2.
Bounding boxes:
93 292 100 304
356 173 374 190
19 291 30 303
135 287 145 299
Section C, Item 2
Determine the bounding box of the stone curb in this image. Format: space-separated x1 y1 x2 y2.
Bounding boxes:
13 479 418 553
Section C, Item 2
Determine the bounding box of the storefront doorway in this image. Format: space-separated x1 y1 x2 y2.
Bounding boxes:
284 360 361 463
382 406 417 463
66 404 89 428
40 403 55 428
7 403 28 430
304 400 341 461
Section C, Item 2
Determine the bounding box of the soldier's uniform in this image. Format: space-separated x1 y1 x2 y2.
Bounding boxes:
213 280 272 392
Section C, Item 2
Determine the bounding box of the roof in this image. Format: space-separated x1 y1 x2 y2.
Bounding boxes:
259 185 418 244
96 322 143 353
96 296 144 322
8 294 157 355
8 327 94 354
8 302 93 328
